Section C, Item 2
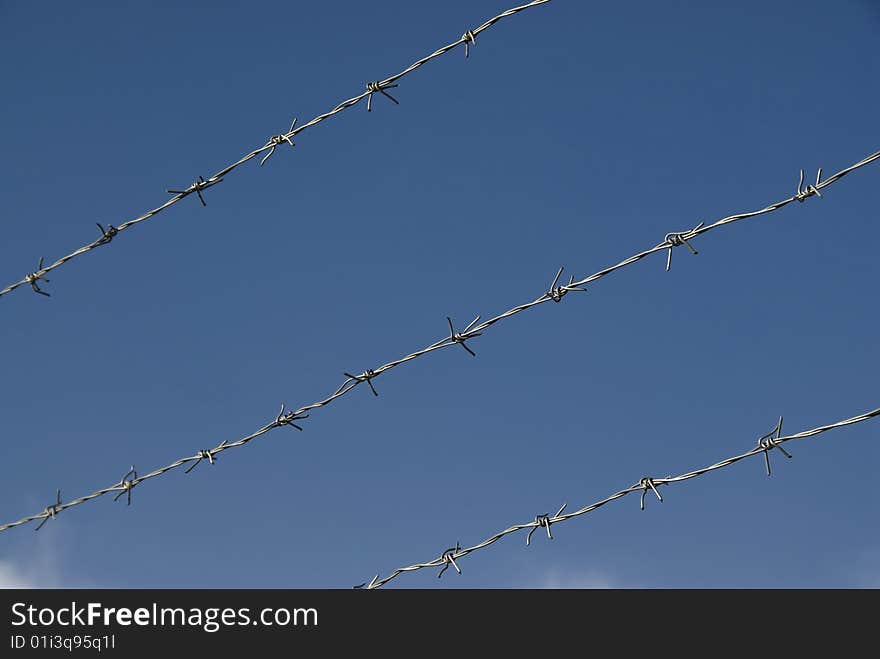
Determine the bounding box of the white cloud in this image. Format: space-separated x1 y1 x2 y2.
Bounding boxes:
0 559 61 589
537 567 615 589
850 547 880 588
0 533 75 589
0 562 38 589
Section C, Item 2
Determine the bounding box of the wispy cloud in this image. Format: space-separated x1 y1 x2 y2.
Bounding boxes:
0 532 88 589
0 557 61 589
0 562 38 589
536 567 616 589
849 547 880 588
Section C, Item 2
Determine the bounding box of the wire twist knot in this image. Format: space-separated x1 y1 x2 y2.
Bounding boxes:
25 257 50 297
663 222 704 272
756 416 791 476
95 223 119 247
261 118 298 166
795 168 823 202
365 81 400 112
547 266 586 302
185 446 222 474
462 30 476 58
526 503 567 545
447 315 482 357
274 403 309 431
663 222 703 272
35 489 62 531
437 542 462 579
639 477 663 510
113 466 138 506
167 175 222 207
344 369 380 396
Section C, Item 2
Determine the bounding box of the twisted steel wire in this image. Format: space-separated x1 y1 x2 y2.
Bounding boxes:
357 406 880 588
0 147 876 534
0 0 553 301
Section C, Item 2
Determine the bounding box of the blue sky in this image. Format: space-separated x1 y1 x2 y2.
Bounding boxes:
1 0 878 588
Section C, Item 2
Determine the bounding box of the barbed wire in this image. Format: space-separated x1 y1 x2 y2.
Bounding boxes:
0 0 554 302
356 405 880 588
0 147 876 534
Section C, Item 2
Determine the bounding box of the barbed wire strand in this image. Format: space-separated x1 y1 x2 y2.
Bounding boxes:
0 0 554 301
356 406 880 588
0 148 876 533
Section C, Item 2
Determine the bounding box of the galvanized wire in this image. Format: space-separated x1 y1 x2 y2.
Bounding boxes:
0 147 876 534
358 406 880 588
0 0 554 301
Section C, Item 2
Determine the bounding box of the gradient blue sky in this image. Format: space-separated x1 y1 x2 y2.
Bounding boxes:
1 0 878 588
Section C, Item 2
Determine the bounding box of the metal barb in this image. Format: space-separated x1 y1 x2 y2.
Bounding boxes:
0 67 877 542
547 266 586 302
167 176 221 206
437 542 462 578
526 503 567 545
35 489 62 531
365 406 880 588
795 168 823 202
113 466 138 506
3 146 878 536
353 574 379 589
0 0 875 304
25 257 50 297
639 478 663 510
664 222 704 272
462 30 476 58
185 448 218 474
274 403 309 431
260 118 298 166
365 81 400 112
447 315 482 357
344 370 379 396
0 0 561 302
95 223 119 247
757 416 791 476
